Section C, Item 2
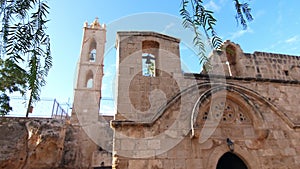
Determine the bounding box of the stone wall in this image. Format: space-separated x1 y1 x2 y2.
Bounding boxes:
61 123 112 169
0 118 66 169
111 36 300 169
111 76 300 169
208 40 300 80
242 52 300 80
0 117 112 169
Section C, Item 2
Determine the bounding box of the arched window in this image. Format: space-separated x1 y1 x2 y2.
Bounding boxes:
142 40 159 77
225 45 237 76
216 152 248 169
86 70 93 88
225 45 237 65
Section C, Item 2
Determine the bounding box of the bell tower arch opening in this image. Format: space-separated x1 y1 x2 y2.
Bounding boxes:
225 44 237 65
225 44 238 76
142 40 159 77
216 152 248 169
86 70 94 88
88 39 97 62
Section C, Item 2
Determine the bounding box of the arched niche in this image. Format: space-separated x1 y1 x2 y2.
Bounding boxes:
206 144 259 169
225 44 237 65
86 70 94 88
142 40 159 77
225 44 238 76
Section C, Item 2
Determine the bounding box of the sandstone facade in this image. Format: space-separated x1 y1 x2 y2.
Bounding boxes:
111 31 300 169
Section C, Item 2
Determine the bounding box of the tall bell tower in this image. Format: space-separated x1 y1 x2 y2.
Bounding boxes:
71 17 106 123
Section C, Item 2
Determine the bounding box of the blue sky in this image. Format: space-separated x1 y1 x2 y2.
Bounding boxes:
9 0 300 116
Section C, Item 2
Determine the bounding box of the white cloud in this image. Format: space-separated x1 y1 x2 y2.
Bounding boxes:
228 27 253 40
205 0 221 12
285 35 299 44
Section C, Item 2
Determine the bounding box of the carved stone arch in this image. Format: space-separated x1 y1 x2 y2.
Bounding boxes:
221 87 265 127
190 83 270 149
225 44 237 65
221 41 243 62
206 144 260 169
187 81 299 130
191 84 266 136
85 70 94 88
221 41 245 76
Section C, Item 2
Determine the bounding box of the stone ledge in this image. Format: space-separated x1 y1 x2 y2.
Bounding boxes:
111 120 152 128
117 31 180 43
184 73 300 84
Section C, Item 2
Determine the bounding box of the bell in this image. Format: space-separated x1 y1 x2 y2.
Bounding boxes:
145 57 152 64
90 53 95 61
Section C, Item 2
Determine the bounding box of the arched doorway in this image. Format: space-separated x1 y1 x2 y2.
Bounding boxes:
216 152 248 169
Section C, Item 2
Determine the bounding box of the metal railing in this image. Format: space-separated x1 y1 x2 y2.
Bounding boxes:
6 96 70 119
51 99 70 120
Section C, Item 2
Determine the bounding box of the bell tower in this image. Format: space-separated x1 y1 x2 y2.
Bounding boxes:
114 31 181 121
72 17 106 123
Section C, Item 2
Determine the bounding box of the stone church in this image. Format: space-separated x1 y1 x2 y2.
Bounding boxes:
70 18 300 169
1 18 299 169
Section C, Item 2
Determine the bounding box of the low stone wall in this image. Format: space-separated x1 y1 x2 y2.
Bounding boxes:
0 117 112 169
0 117 67 169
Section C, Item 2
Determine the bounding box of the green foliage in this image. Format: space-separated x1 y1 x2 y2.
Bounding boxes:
0 58 27 116
180 0 253 66
147 62 155 77
0 0 52 116
0 93 11 116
